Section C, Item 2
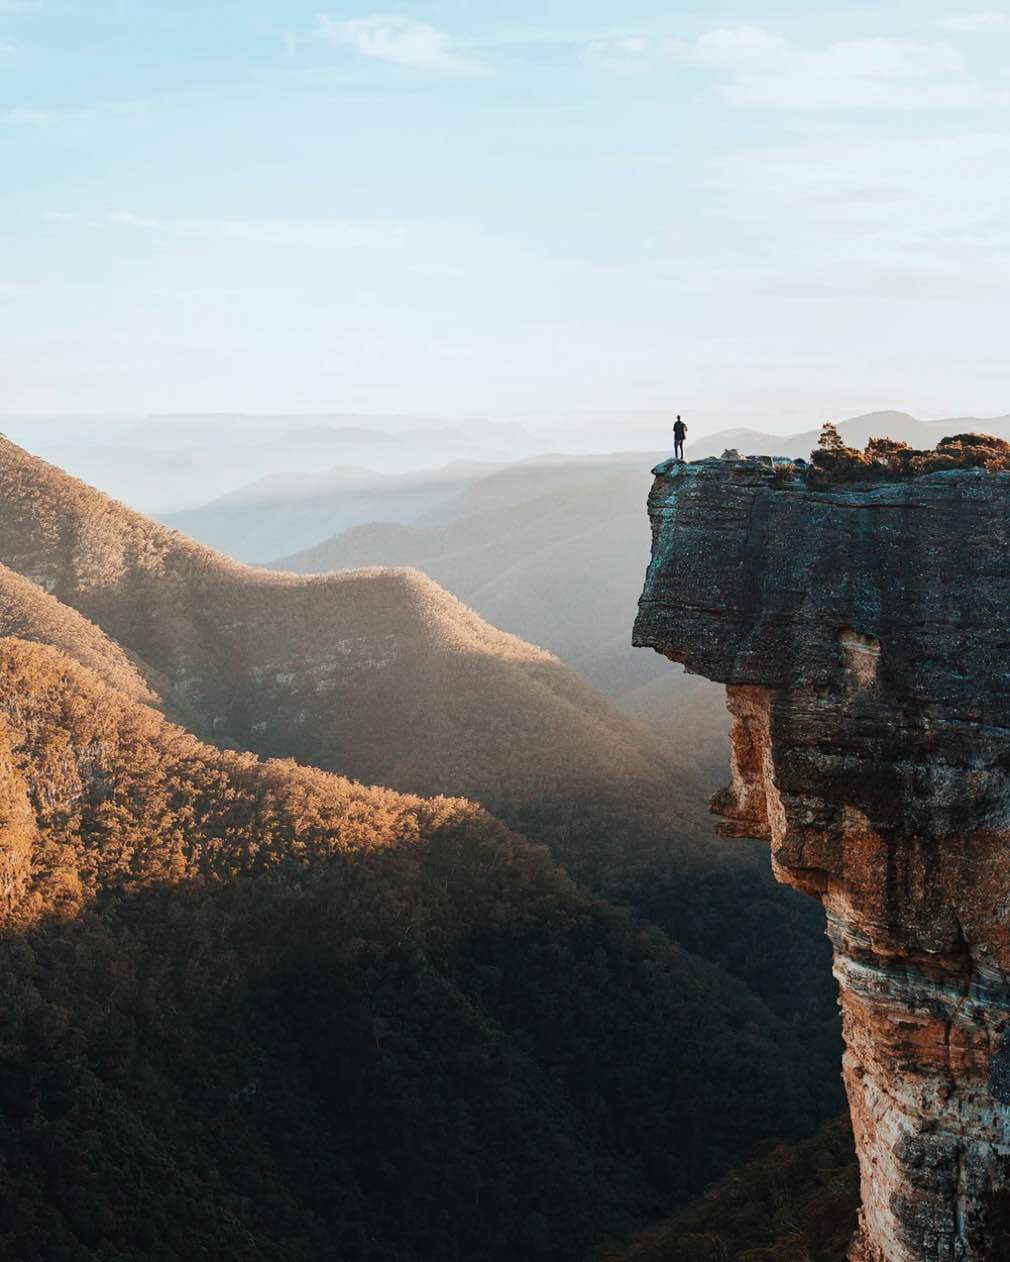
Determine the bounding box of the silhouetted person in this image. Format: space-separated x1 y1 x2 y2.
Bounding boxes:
673 415 687 461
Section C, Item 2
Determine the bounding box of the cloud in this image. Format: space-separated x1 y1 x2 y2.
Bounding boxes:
104 211 392 247
3 107 56 123
610 37 647 53
46 208 389 247
686 25 791 71
700 130 1010 302
663 26 994 109
2 101 144 125
583 35 652 68
318 14 477 71
943 11 1010 32
581 25 990 108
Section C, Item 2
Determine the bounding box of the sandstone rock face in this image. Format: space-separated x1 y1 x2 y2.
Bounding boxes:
634 456 1010 1261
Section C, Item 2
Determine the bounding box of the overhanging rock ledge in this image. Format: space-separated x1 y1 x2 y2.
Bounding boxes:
634 454 1010 1262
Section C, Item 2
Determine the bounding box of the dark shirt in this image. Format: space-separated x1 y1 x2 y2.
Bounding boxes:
673 422 687 439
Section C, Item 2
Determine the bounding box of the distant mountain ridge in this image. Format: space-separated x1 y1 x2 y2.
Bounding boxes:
273 455 729 780
163 459 504 559
268 407 1010 837
277 457 664 684
1 412 547 514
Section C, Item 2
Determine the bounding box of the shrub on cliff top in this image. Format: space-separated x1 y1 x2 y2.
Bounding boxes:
806 424 1010 487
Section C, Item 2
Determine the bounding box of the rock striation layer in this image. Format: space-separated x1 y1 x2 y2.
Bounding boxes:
634 455 1010 1261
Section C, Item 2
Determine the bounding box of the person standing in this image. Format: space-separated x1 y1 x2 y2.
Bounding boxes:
673 415 687 461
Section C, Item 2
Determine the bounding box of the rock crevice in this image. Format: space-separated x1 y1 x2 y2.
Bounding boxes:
634 456 1010 1261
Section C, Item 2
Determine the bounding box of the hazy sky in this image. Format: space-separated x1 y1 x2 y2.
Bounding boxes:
4 1 1010 430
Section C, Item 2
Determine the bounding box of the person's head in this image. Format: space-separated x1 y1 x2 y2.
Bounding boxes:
677 414 681 422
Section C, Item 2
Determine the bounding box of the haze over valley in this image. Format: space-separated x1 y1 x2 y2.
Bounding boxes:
8 0 1010 1256
0 401 996 1258
5 304 1009 1262
0 425 848 1259
10 407 1000 792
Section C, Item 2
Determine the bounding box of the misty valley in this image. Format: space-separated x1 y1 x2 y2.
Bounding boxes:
3 408 1005 1261
9 0 1010 1253
0 413 860 1261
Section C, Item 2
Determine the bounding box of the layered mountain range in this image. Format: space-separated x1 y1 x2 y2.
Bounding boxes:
0 435 841 1259
273 455 731 784
0 438 696 866
0 436 836 1007
2 413 542 514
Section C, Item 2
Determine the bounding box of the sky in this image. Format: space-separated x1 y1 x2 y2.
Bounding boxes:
3 0 1010 434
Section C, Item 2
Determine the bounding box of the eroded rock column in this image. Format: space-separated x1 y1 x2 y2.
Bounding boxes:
634 457 1010 1261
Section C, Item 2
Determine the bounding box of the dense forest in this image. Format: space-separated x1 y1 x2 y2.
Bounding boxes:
601 1116 858 1262
0 436 839 1028
0 636 836 1259
0 437 846 1258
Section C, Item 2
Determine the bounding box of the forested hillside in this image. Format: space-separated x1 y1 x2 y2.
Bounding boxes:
276 457 656 688
0 438 843 1261
0 436 837 1030
273 455 730 780
601 1116 857 1262
275 460 660 693
0 559 161 707
0 634 834 1260
0 438 681 807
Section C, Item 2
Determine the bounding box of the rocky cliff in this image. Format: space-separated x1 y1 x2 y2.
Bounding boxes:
634 455 1010 1261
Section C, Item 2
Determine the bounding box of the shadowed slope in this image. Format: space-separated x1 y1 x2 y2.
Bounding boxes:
0 560 161 708
0 635 834 1260
0 437 836 1029
601 1115 857 1262
0 634 477 924
276 459 664 692
273 458 730 784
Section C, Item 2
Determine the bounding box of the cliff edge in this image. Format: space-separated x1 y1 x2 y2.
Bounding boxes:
634 455 1010 1261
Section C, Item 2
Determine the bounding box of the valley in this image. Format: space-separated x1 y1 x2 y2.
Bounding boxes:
4 409 998 1259
0 432 843 1259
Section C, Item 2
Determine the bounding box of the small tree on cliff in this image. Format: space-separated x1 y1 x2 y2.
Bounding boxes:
817 422 846 456
808 423 874 485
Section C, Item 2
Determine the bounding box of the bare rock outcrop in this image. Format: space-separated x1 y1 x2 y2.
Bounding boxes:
634 455 1010 1261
